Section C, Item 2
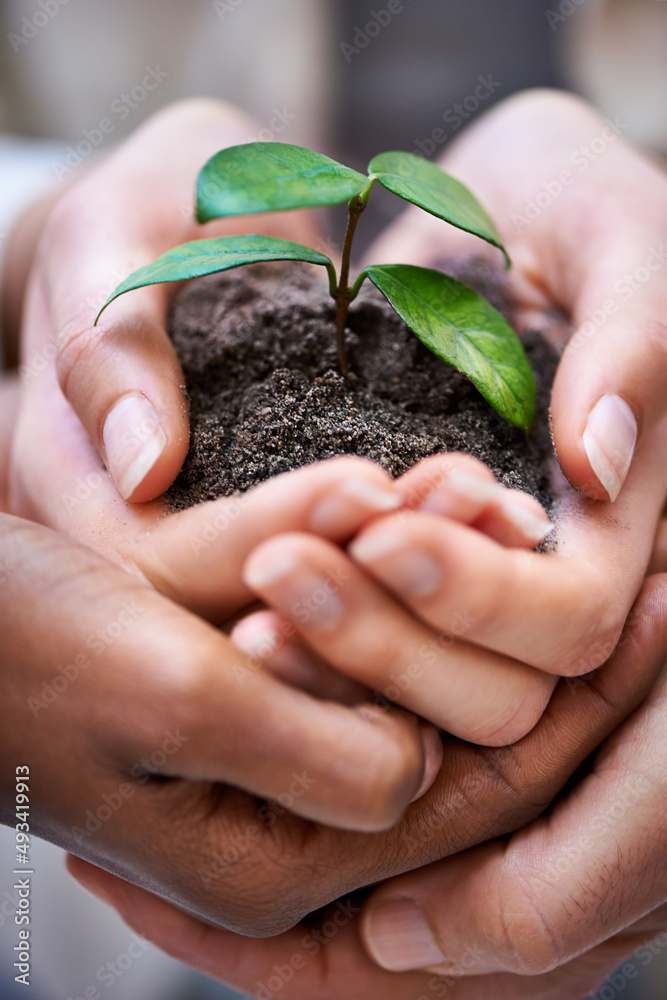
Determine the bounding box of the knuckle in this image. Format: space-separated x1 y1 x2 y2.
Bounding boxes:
558 609 622 676
472 575 509 636
347 712 423 831
545 568 622 676
472 675 552 747
325 454 386 477
487 876 565 975
163 799 311 936
128 635 216 744
445 451 498 481
55 315 107 397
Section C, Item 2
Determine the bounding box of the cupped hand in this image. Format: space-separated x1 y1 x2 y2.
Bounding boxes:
3 90 577 749
64 573 667 997
239 452 557 747
329 88 666 689
356 583 667 1000
0 508 442 932
235 434 661 745
199 90 667 747
368 87 667 508
9 97 322 510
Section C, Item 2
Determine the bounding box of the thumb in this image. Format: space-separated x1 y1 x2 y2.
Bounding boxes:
360 575 667 975
31 100 263 502
29 99 325 502
551 237 667 502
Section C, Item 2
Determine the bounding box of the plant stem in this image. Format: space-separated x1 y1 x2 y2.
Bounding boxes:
334 190 369 376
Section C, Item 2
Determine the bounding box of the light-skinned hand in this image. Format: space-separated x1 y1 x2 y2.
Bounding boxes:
8 98 321 506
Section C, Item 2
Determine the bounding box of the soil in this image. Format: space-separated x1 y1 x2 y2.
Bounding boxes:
164 259 559 514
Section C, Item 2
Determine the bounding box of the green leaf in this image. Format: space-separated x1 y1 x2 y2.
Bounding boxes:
94 235 336 324
368 151 510 267
197 142 369 222
363 264 535 430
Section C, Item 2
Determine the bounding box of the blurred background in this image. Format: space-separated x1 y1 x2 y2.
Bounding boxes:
1 0 666 997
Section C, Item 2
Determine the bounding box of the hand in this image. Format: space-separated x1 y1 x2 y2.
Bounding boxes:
0 503 442 933
357 592 667 1000
343 88 666 679
7 364 649 962
217 91 667 747
235 439 659 745
239 452 559 746
8 98 322 511
4 91 591 749
64 574 667 997
369 88 667 507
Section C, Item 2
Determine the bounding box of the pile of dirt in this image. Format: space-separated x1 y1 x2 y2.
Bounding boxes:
165 260 558 513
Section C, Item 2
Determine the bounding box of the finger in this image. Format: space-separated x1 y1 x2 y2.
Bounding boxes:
67 857 665 1000
230 609 370 703
65 570 663 937
551 263 667 504
113 623 435 833
133 455 400 621
231 611 442 793
1 513 431 834
397 453 553 549
348 507 628 674
206 595 442 805
446 95 667 506
29 99 322 502
299 565 666 920
9 290 164 534
544 161 667 503
366 90 667 507
66 858 437 1000
361 576 667 976
243 532 556 745
32 101 250 501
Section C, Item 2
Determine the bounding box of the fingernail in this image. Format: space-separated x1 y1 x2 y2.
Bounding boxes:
232 618 321 691
498 500 553 545
263 644 322 691
411 725 443 802
364 898 445 971
349 532 441 598
420 468 500 516
243 555 344 631
309 480 400 535
243 552 300 589
103 394 167 501
583 394 637 502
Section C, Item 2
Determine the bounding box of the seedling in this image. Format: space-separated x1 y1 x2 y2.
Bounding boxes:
96 143 535 429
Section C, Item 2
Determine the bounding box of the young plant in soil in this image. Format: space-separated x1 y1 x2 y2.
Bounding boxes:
96 143 535 430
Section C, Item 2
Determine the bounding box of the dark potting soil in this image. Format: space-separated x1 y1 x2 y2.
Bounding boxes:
164 260 559 513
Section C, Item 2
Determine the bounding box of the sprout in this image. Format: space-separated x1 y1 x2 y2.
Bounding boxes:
96 143 535 430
